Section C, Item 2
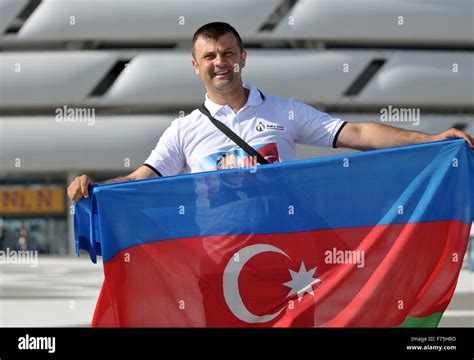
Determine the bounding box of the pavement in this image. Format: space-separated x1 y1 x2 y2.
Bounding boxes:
0 255 472 327
0 255 102 327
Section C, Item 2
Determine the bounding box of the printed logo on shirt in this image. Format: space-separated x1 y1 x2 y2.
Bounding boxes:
267 124 285 131
197 143 280 172
255 121 285 132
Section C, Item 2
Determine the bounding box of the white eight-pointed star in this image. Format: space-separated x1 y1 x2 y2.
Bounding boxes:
283 262 321 302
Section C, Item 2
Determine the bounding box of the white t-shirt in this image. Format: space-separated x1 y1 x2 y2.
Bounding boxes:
144 83 347 176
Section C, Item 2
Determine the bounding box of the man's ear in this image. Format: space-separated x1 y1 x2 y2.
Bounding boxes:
241 50 247 68
192 58 200 76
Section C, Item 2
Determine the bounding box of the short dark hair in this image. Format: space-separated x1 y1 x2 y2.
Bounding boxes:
192 22 244 58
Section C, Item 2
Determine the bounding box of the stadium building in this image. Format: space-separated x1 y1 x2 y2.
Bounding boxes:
0 0 473 254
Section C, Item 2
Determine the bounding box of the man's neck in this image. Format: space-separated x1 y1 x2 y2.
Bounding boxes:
207 85 249 114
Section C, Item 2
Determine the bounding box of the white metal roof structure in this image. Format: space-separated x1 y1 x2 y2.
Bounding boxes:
0 0 473 174
1 50 472 109
0 0 470 45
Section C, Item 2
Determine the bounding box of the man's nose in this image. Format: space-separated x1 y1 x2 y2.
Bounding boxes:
214 54 224 66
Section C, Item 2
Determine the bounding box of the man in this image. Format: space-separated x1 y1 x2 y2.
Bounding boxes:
67 22 473 201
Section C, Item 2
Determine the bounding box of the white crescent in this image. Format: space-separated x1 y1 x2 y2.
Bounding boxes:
223 244 290 323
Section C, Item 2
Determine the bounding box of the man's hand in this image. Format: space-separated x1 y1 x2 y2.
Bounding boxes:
67 166 161 202
432 128 474 148
67 174 93 201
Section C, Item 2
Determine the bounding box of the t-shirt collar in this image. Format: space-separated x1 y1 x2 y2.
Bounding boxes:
204 83 262 117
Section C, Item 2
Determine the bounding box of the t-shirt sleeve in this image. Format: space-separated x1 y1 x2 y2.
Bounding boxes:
144 119 186 177
292 99 347 148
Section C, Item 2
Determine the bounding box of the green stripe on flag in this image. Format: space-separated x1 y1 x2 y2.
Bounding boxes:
397 313 443 327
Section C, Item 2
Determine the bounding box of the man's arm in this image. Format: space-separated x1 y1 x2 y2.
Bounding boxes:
67 165 159 201
100 165 158 184
336 122 474 151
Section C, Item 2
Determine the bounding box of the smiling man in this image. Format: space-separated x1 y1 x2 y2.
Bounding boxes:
67 22 474 201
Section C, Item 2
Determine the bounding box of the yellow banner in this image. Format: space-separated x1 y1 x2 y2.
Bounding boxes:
0 187 65 215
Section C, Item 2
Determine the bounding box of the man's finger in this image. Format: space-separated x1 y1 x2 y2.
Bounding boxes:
67 182 78 201
465 135 474 148
67 186 73 201
465 133 474 148
80 177 89 198
455 129 474 148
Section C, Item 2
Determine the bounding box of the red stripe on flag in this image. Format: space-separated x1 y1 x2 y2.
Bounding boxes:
93 220 469 327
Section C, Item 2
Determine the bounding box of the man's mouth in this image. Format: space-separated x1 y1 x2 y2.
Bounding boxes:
213 70 231 77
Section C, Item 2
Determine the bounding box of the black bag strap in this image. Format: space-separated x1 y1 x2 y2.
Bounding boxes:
198 90 269 165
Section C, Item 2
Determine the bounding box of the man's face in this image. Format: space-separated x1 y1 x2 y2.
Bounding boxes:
192 33 246 92
217 153 238 170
